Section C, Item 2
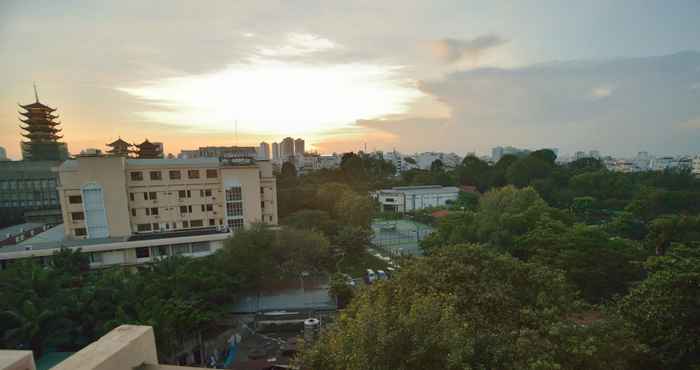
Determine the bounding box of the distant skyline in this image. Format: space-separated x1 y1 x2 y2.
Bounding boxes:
1 1 700 159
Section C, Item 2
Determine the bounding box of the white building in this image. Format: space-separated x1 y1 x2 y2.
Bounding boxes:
692 157 700 177
373 185 460 213
294 138 305 156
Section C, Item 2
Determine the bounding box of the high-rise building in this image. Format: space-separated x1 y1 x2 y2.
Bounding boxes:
258 142 271 160
280 137 294 161
294 138 305 156
271 142 280 161
18 87 69 161
0 146 7 161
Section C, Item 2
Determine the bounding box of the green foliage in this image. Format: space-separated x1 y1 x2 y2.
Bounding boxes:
618 247 700 369
506 154 553 187
328 272 355 308
333 225 373 256
299 244 644 369
516 220 646 303
335 192 375 228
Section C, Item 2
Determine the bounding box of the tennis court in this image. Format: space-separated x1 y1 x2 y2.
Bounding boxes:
371 218 433 256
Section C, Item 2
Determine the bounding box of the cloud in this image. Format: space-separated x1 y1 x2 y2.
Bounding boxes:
590 85 614 99
363 51 700 156
429 34 508 66
257 33 338 57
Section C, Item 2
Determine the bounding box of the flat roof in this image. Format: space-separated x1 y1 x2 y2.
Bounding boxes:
0 222 44 237
378 185 460 195
0 229 230 260
127 157 220 167
19 224 65 244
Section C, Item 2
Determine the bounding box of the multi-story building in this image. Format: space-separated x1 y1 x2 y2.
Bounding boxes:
0 146 7 161
491 146 530 162
294 138 305 156
271 142 280 161
692 157 700 177
280 137 295 161
178 146 257 159
258 142 270 160
0 155 277 269
0 160 62 227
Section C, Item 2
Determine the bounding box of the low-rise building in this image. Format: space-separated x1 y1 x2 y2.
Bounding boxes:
373 185 460 213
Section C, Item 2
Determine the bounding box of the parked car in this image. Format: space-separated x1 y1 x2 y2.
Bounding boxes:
365 269 377 284
377 270 388 280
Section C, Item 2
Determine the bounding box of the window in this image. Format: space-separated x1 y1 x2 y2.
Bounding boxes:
227 219 244 230
182 221 189 228
131 208 136 217
89 252 102 263
137 223 152 232
130 193 135 201
74 228 87 236
143 192 148 201
260 187 264 194
145 208 150 216
148 192 157 200
205 189 212 197
206 204 213 211
130 172 143 181
385 197 395 202
153 246 169 257
206 169 218 178
173 244 190 255
201 204 205 212
226 187 242 201
149 171 162 180
180 205 189 214
192 242 210 253
190 219 204 227
68 195 82 204
169 170 181 180
209 218 215 226
187 190 191 198
71 212 85 221
178 190 187 199
188 170 200 179
261 201 265 209
226 202 243 217
151 207 159 216
152 223 159 230
135 247 150 259
82 183 109 238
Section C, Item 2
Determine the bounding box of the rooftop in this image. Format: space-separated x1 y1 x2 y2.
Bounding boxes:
0 222 44 237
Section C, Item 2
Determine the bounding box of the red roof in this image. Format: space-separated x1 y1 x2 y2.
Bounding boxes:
431 210 450 218
460 185 480 194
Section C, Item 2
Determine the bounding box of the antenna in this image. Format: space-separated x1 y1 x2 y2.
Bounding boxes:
235 120 238 147
33 82 39 102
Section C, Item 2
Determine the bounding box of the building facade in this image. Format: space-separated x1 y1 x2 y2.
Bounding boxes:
280 137 294 161
294 138 305 156
57 156 277 239
0 160 62 227
271 142 280 161
373 185 460 213
258 142 271 160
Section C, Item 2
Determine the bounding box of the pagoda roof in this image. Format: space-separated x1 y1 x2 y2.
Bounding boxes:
107 138 132 147
135 139 158 148
19 101 56 111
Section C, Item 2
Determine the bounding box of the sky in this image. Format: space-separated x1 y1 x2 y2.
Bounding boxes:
1 0 699 159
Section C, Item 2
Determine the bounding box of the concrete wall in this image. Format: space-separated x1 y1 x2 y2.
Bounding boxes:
52 325 158 370
0 351 35 370
58 157 131 238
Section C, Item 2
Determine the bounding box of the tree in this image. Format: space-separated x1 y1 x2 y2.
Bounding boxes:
530 148 557 165
315 182 352 215
299 244 643 369
505 155 553 188
618 247 700 369
333 225 373 256
456 155 490 190
335 192 375 228
328 272 355 309
280 162 297 182
282 209 338 237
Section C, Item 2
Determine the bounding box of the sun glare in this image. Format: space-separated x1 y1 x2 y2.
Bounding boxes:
118 57 423 137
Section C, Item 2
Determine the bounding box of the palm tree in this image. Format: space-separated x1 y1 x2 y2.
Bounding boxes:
2 300 55 357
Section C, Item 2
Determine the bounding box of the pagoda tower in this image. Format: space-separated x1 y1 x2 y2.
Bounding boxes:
106 137 133 156
18 85 66 161
133 139 163 159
